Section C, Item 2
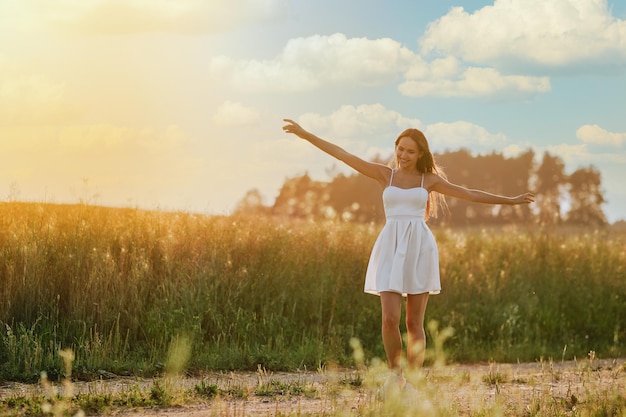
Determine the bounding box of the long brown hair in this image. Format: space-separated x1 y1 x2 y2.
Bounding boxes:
394 128 448 219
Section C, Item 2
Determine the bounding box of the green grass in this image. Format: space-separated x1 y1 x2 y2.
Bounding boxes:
0 202 624 382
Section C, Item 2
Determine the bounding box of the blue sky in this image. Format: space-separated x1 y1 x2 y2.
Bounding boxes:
0 0 625 222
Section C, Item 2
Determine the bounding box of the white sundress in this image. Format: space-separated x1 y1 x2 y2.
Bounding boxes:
364 170 441 296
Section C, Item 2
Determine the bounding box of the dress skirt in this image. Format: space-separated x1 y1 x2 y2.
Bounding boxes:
364 216 440 296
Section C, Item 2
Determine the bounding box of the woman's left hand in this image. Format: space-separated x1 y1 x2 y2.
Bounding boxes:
514 192 535 204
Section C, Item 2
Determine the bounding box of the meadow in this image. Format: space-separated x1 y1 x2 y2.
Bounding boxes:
0 201 625 385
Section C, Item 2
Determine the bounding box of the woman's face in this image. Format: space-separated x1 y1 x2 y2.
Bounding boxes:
395 136 423 170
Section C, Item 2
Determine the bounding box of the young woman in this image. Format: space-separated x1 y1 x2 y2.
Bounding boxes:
282 119 534 388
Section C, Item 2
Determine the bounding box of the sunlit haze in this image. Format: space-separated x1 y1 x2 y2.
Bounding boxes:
1 0 625 221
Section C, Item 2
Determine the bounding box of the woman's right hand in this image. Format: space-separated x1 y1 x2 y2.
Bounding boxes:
282 119 309 139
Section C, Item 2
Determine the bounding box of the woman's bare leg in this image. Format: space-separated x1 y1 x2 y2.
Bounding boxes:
406 292 429 368
380 291 404 372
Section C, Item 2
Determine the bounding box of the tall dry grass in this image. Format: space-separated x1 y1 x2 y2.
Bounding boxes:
0 202 624 381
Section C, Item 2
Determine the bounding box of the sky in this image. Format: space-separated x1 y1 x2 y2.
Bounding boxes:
0 0 625 222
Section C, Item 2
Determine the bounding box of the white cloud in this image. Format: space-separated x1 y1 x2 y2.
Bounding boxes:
404 56 461 80
420 0 626 70
2 0 287 35
577 124 625 147
292 105 519 162
543 143 591 165
424 121 509 151
298 104 422 140
534 140 626 170
212 101 261 127
209 33 415 93
400 65 550 98
502 143 531 158
210 33 551 99
0 55 80 125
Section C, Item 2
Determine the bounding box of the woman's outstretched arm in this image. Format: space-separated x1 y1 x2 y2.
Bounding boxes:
282 119 389 186
429 173 535 205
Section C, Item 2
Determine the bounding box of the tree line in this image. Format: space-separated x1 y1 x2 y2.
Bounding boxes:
236 149 608 227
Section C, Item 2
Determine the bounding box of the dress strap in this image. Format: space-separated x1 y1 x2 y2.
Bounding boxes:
420 173 424 188
389 169 395 187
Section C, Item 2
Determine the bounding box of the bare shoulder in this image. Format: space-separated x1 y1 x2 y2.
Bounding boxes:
376 164 394 188
423 172 445 190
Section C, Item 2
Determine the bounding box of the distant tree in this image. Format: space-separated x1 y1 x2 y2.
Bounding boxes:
565 167 607 227
493 150 535 223
611 220 626 231
435 149 534 225
234 188 271 216
326 173 383 223
322 154 387 223
433 149 475 225
271 174 329 220
535 152 567 225
253 148 609 227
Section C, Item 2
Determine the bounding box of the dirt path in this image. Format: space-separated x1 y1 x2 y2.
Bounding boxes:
2 359 624 416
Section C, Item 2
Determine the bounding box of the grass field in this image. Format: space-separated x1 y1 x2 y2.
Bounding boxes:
0 202 624 385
